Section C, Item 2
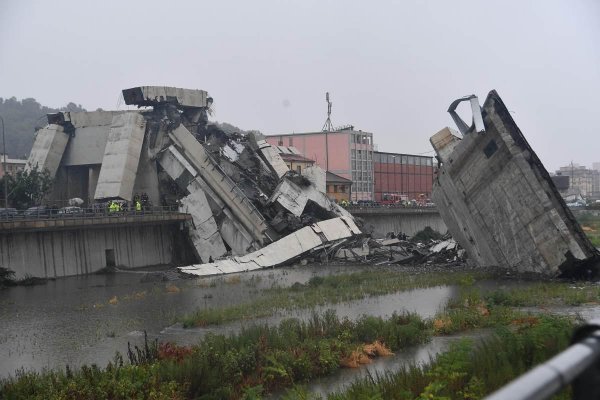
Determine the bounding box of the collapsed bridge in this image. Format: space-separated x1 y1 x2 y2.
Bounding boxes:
23 86 360 276
430 91 599 277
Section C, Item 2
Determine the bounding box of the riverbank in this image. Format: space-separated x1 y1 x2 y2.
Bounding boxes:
1 265 595 399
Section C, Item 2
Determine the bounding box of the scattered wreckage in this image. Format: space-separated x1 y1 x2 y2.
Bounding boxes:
332 235 465 266
431 91 599 277
27 86 360 276
27 86 598 278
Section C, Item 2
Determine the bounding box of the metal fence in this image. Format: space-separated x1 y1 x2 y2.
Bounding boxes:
485 320 600 400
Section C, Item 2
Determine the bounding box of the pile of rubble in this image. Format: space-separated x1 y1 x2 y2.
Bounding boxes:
27 86 363 277
331 233 466 266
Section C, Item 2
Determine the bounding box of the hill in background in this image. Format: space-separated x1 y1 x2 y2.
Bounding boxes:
0 97 86 159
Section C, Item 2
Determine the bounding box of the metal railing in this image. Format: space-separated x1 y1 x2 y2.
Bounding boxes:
485 320 600 400
0 205 184 222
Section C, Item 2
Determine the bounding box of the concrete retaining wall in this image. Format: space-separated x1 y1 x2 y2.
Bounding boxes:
1 225 183 279
350 208 447 238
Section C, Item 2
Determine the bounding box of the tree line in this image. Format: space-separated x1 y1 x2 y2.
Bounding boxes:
0 97 86 159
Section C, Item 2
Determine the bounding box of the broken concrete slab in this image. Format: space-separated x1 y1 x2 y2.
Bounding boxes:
268 178 309 217
169 125 277 245
268 176 352 220
179 189 227 263
431 90 599 276
179 216 361 277
302 165 327 193
254 139 290 179
122 86 210 108
158 145 258 255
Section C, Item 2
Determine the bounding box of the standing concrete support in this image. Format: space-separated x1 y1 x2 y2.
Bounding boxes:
94 112 146 201
26 124 69 176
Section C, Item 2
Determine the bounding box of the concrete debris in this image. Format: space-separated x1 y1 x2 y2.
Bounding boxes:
431 90 599 277
302 165 327 193
331 233 466 266
28 86 362 268
179 216 361 276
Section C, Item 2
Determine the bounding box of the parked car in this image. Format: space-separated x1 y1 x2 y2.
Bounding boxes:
58 206 84 215
0 208 19 218
23 206 50 218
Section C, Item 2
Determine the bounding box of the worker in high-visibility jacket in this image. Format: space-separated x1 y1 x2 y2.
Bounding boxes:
135 200 142 212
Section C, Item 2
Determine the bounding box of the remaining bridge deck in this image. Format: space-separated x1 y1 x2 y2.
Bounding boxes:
0 209 194 279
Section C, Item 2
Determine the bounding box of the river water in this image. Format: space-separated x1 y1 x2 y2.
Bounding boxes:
0 264 465 379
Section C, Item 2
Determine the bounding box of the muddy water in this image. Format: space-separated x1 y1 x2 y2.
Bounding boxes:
0 264 464 378
2 264 534 379
295 331 488 399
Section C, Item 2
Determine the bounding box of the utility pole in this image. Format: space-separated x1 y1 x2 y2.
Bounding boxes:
322 92 333 172
0 115 6 208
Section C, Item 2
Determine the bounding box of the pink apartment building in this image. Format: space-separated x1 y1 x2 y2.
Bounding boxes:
266 129 374 201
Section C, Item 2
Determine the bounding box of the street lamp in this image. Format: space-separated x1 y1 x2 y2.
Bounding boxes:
0 115 6 208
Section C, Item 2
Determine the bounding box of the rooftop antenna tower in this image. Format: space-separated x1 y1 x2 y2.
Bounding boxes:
322 92 333 132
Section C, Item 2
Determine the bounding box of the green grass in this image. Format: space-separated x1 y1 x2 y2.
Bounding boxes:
6 273 599 399
485 282 600 307
575 213 600 248
282 314 575 400
430 283 597 335
2 281 584 400
1 311 431 400
181 271 491 327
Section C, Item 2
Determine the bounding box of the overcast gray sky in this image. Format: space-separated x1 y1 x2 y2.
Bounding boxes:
1 0 598 171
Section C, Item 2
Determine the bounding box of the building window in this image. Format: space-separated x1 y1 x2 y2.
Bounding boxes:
334 185 338 193
296 165 301 174
341 185 346 193
288 137 293 146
